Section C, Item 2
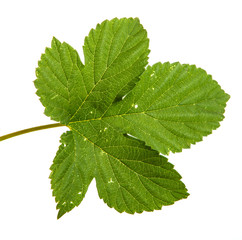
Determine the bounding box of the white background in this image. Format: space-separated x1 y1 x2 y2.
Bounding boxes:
0 0 241 239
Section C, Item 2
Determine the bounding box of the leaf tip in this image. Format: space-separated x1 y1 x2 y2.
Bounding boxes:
57 210 64 220
51 36 61 49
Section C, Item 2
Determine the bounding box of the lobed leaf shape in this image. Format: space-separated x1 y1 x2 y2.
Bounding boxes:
34 17 229 218
70 17 150 121
49 131 95 219
35 38 86 125
101 62 230 155
53 122 189 217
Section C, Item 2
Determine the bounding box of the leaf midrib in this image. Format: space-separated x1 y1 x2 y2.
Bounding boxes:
68 96 224 125
70 127 180 210
69 21 148 122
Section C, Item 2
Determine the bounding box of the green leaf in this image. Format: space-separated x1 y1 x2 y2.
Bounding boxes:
35 17 229 218
70 121 188 214
35 37 86 125
102 62 230 155
51 124 188 218
50 131 95 219
70 17 149 122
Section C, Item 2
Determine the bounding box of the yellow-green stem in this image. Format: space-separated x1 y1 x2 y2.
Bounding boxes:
0 123 65 141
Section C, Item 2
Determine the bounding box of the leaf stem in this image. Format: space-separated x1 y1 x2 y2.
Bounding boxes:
0 123 65 142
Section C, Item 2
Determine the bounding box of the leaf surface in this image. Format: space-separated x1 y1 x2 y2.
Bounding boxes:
35 37 86 125
101 62 230 154
70 17 149 122
70 121 188 214
35 18 230 218
50 131 95 218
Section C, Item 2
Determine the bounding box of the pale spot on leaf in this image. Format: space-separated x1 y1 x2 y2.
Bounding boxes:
100 150 107 155
122 94 127 100
51 95 58 100
170 65 176 70
108 178 114 183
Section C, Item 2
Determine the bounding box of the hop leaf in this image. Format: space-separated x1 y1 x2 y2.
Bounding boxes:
34 17 229 218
